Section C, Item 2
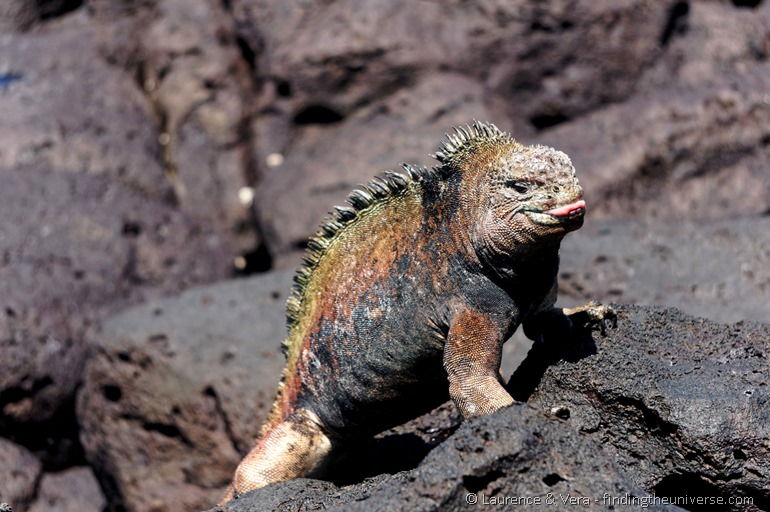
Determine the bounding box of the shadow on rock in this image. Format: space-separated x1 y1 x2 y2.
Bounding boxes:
507 326 599 403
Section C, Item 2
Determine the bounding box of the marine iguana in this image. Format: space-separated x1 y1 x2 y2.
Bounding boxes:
223 121 615 501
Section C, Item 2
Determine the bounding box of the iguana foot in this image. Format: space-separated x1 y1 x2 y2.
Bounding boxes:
563 301 617 335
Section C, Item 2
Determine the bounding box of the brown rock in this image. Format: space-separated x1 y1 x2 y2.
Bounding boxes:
27 467 106 512
0 15 171 202
77 271 292 512
540 64 770 220
0 0 83 32
640 1 770 92
232 0 672 125
0 166 230 429
0 438 42 510
98 0 260 253
559 217 770 324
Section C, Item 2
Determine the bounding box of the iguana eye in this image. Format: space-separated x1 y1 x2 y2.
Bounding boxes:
505 180 531 194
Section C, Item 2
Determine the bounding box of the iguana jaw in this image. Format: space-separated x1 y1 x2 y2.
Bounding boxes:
523 199 586 227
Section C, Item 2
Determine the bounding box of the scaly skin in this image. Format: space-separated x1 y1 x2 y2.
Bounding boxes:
222 122 615 502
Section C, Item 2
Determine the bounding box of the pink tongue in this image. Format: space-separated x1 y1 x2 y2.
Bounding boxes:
545 199 586 217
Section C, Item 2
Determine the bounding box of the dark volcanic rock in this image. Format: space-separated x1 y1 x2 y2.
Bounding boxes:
0 166 229 433
540 65 770 221
27 467 106 512
516 305 770 511
559 217 770 324
78 271 292 512
0 438 42 511
214 404 673 512
245 0 677 263
211 305 767 511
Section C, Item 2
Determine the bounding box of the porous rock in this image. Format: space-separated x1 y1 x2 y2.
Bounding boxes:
517 305 770 511
213 304 767 511
77 271 292 512
232 0 672 125
213 404 673 512
0 166 229 432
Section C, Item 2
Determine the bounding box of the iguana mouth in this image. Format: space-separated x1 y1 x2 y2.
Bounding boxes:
523 199 586 226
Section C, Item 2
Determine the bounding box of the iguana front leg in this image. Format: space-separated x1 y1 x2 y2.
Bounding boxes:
443 307 514 417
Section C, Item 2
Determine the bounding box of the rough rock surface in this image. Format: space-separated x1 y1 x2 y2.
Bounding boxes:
639 1 770 92
540 64 770 221
517 305 770 511
212 404 676 512
133 0 257 253
27 467 106 512
0 166 229 436
213 305 768 512
95 0 261 255
0 438 42 511
78 271 292 512
559 217 770 324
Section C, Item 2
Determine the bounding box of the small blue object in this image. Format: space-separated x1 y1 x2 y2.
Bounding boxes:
0 72 23 89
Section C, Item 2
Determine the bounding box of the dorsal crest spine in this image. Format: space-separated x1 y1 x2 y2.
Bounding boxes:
284 164 433 334
434 121 510 167
284 121 512 338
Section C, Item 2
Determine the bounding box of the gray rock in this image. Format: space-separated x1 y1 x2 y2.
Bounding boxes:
0 438 42 511
517 304 770 511
77 271 293 512
27 467 106 512
90 0 261 255
559 217 770 324
125 0 260 254
0 166 230 430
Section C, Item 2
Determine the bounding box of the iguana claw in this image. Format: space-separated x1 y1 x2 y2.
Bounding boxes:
564 301 617 335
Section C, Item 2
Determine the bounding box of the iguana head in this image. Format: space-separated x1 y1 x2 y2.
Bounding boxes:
435 122 584 262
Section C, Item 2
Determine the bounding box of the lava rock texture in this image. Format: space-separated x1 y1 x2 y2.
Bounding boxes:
0 0 768 510
210 305 768 512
